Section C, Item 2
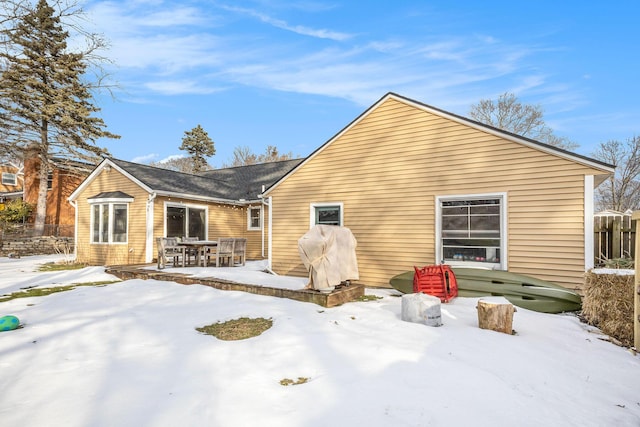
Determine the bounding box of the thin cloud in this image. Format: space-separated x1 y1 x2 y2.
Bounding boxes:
85 0 571 113
145 80 228 95
131 153 158 163
219 5 353 41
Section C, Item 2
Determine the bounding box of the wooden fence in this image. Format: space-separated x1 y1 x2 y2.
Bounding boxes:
594 213 635 265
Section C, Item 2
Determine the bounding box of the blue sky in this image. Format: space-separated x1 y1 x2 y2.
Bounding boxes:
82 0 639 168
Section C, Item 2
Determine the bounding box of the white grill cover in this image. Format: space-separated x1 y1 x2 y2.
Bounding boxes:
297 225 359 292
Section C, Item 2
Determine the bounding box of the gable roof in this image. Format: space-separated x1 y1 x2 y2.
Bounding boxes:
264 92 615 195
70 157 303 204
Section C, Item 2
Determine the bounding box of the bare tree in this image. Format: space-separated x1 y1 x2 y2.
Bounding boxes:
224 145 295 167
149 156 204 174
592 137 640 211
469 92 578 151
0 0 119 235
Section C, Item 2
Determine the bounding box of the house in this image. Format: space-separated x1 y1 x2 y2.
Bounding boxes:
69 158 302 266
0 163 23 204
22 157 95 236
262 93 614 291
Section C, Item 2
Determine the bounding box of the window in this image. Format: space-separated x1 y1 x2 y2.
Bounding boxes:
437 194 506 269
310 203 343 227
166 204 206 240
47 171 53 190
2 173 16 186
91 203 128 243
248 206 262 230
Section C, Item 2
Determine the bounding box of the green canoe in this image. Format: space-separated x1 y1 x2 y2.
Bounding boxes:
389 267 582 314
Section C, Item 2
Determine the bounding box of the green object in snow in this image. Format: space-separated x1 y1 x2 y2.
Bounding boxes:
389 267 582 314
0 315 20 331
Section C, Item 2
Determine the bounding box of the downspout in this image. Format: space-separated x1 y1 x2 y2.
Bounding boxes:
146 192 157 263
260 188 276 275
69 199 78 260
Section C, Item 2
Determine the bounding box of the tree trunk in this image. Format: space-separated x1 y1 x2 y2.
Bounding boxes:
477 298 516 335
33 157 49 236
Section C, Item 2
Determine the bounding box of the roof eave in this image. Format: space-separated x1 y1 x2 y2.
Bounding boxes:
153 190 250 205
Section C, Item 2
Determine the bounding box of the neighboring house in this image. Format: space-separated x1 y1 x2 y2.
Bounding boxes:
68 158 302 266
263 93 615 291
23 157 95 236
0 163 24 204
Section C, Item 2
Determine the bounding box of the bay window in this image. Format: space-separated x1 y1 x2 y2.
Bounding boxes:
91 203 129 244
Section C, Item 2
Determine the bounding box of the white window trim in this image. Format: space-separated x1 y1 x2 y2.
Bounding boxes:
247 206 262 231
584 175 595 270
309 202 344 228
2 172 17 186
435 192 508 270
88 201 130 245
164 201 209 238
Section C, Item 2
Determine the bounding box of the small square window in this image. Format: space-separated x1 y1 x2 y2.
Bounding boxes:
310 203 343 227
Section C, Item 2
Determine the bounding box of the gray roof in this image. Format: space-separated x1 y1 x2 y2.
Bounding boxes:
89 191 134 200
110 158 303 202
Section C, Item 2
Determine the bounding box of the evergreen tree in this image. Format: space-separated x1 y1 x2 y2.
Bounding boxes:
179 124 215 173
0 0 119 235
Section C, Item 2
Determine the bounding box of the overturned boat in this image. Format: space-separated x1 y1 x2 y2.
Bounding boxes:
389 267 582 314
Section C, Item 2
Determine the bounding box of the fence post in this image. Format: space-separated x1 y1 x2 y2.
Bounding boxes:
612 216 622 259
632 211 640 350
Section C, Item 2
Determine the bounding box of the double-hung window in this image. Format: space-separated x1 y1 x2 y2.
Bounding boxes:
248 206 262 230
310 203 343 227
437 194 506 269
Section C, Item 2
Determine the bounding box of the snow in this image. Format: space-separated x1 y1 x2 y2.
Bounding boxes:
1 255 639 427
591 268 635 276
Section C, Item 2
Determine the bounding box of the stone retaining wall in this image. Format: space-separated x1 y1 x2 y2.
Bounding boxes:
0 237 74 257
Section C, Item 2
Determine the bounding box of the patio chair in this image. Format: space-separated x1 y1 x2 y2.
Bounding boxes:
181 236 199 266
214 238 235 267
232 238 247 266
156 237 186 269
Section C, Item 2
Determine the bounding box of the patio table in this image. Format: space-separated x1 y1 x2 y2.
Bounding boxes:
178 240 218 267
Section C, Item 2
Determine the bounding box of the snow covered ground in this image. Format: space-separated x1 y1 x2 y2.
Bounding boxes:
0 255 639 427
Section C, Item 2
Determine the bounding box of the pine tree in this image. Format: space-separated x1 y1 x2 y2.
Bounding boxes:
179 125 215 173
0 0 119 235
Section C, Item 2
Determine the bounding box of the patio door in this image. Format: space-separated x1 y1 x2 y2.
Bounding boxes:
166 204 206 240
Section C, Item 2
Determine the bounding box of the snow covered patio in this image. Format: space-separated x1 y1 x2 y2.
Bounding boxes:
1 255 639 426
105 260 365 308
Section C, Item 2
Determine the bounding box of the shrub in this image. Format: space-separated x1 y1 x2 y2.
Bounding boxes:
0 199 33 224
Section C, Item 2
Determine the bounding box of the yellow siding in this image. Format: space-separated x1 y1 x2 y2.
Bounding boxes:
269 97 608 290
76 169 269 266
151 198 267 261
75 168 149 265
